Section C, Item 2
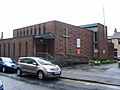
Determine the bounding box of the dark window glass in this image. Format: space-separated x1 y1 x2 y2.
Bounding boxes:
26 28 29 36
23 29 25 36
118 39 120 44
114 49 117 57
25 42 28 56
43 24 46 33
3 44 5 56
95 43 98 49
94 32 97 42
30 26 32 35
8 43 10 57
39 27 41 35
13 43 15 57
17 30 19 37
19 43 21 57
34 28 36 35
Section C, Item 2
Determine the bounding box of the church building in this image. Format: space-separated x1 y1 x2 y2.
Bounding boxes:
0 20 113 63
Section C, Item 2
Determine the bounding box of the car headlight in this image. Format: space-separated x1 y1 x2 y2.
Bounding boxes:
45 68 52 72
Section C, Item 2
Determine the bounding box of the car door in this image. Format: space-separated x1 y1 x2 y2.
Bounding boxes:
19 58 30 72
27 58 38 74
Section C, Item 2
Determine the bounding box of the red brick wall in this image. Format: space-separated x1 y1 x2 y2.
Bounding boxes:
13 21 55 38
54 21 93 63
0 36 34 60
97 23 108 59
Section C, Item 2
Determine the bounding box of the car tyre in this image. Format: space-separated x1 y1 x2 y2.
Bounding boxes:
2 67 6 73
17 68 22 76
37 71 44 80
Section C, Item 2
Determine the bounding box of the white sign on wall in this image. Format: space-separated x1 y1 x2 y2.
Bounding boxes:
77 38 80 48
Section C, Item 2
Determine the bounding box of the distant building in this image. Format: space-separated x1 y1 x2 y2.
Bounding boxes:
108 29 120 57
0 20 113 63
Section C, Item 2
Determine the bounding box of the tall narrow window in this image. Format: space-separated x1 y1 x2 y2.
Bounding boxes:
23 29 25 36
13 43 15 57
39 25 41 35
114 49 117 57
17 30 19 37
25 42 28 56
20 30 22 37
30 26 32 35
43 24 46 33
94 32 97 42
26 28 29 36
8 43 10 57
3 44 5 56
34 28 36 35
19 43 21 57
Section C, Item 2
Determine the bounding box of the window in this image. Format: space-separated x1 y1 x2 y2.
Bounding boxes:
23 29 25 36
8 43 10 57
94 32 97 42
39 25 41 35
30 26 32 35
43 24 46 33
118 39 120 44
20 30 22 36
34 28 36 35
3 44 5 56
95 43 98 49
17 30 19 37
26 28 29 36
25 42 28 56
13 43 15 57
114 49 117 57
19 43 21 57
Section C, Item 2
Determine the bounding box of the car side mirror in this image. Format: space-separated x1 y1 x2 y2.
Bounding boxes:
33 62 37 66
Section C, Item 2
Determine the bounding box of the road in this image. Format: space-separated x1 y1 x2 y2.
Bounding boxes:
0 73 120 90
0 76 55 90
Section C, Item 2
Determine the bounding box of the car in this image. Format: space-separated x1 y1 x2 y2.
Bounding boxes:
0 57 17 73
17 57 61 80
114 57 120 61
0 80 3 90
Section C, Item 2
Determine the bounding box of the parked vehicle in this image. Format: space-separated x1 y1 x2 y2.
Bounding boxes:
114 57 120 61
0 57 17 73
0 80 3 90
17 57 61 80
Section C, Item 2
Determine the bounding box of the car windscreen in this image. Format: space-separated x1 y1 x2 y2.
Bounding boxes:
37 59 52 65
2 58 13 63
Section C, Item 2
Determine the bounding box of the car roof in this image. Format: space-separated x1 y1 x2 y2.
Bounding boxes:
0 57 12 59
19 57 43 60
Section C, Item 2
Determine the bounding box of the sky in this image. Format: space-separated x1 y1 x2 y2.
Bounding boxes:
0 0 120 39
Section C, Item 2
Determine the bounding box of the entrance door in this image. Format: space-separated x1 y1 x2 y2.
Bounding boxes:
36 45 46 52
36 45 46 57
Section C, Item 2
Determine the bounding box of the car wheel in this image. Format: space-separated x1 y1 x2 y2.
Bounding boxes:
17 68 22 76
2 67 6 73
38 71 44 80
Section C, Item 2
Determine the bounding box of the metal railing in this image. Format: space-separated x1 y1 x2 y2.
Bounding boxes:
36 52 54 60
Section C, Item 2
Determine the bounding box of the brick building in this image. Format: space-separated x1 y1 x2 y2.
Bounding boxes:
0 20 113 63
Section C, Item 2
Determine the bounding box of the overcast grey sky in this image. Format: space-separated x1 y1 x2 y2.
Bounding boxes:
0 0 119 38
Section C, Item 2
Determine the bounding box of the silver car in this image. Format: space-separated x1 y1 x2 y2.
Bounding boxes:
17 57 61 79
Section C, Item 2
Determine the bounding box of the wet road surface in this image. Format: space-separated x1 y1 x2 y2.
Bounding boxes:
0 72 120 90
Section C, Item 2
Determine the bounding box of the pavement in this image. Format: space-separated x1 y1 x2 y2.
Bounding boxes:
61 63 120 86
